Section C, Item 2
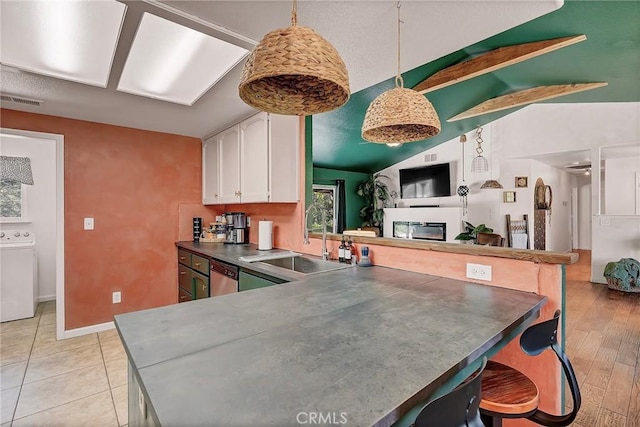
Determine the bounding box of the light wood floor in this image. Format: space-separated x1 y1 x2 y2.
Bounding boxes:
565 250 640 427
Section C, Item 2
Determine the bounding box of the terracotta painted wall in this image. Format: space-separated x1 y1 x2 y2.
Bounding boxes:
0 109 221 330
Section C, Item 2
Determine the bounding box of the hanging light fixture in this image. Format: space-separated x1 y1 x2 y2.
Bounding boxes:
456 134 470 215
361 2 440 145
470 126 489 173
238 0 350 115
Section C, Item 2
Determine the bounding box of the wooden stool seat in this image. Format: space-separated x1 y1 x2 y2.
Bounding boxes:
480 360 539 416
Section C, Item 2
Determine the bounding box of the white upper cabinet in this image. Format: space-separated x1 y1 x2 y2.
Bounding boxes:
240 113 269 203
202 135 219 204
217 125 241 204
269 113 299 203
202 113 300 205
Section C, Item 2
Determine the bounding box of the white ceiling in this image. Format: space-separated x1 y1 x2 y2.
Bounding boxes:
521 149 593 174
0 0 560 139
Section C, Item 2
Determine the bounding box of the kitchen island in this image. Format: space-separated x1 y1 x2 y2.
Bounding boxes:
115 265 546 427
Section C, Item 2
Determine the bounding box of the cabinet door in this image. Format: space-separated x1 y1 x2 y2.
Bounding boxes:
240 113 269 203
193 271 209 299
202 136 220 204
218 125 241 204
178 265 192 293
269 114 300 202
238 270 280 291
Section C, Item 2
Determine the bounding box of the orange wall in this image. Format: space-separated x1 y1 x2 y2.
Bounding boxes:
1 109 220 329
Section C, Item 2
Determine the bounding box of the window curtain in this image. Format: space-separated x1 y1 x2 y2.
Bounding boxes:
0 156 34 185
336 179 346 233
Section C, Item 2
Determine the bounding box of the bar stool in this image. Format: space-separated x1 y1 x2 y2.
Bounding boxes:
413 357 487 427
480 310 582 427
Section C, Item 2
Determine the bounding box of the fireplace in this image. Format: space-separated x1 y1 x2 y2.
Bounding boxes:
392 221 447 242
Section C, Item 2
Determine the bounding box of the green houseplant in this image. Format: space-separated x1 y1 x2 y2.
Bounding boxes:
454 222 493 243
356 173 391 233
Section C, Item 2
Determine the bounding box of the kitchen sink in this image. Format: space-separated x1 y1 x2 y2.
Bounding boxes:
259 256 354 275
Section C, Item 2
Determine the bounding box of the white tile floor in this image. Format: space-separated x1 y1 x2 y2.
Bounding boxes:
1 301 128 426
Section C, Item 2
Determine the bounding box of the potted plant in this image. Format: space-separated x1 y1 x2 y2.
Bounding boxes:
454 222 494 244
356 173 391 234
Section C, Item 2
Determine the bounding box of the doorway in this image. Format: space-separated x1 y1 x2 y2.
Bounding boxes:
0 128 65 339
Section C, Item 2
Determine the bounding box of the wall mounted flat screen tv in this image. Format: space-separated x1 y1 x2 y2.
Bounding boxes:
400 163 451 198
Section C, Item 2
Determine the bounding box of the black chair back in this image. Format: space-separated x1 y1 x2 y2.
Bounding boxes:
520 310 582 427
414 358 486 427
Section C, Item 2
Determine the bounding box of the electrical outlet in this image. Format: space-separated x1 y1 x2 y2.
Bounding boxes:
83 217 94 230
247 216 252 227
112 291 121 304
466 263 492 281
600 217 611 226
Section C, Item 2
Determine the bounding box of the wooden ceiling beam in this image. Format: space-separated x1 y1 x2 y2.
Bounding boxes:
447 83 608 122
413 35 587 94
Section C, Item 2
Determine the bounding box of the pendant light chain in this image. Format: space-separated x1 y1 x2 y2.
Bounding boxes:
395 1 404 88
291 0 297 26
475 126 484 155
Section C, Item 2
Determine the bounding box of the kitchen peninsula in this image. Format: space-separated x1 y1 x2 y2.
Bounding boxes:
115 264 546 427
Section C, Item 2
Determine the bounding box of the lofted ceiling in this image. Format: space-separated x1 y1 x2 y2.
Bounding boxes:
0 0 558 138
312 0 640 173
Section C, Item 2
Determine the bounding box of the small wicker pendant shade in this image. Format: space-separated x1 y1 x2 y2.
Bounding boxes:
361 2 440 144
238 3 350 116
362 87 441 143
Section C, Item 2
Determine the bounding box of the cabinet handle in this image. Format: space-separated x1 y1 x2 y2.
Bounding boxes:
180 271 186 275
214 193 218 198
194 262 201 267
202 284 207 292
179 256 186 260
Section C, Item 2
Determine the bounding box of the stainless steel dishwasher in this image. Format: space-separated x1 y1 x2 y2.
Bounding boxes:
210 259 238 296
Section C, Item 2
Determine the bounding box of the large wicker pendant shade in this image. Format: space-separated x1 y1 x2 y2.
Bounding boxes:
361 2 440 144
238 2 350 116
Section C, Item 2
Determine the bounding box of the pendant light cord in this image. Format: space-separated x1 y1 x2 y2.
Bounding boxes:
461 136 466 182
291 0 297 26
395 1 404 88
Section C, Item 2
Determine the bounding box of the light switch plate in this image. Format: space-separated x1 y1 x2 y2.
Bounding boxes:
112 291 121 304
466 263 492 281
83 217 94 230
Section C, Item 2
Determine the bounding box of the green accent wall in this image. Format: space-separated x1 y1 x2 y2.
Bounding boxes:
313 167 371 230
312 0 640 173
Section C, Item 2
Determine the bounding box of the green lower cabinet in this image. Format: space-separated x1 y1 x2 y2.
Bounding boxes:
193 271 209 299
239 270 283 291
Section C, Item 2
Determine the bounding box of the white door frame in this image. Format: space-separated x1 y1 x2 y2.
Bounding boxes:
571 187 579 250
1 128 65 340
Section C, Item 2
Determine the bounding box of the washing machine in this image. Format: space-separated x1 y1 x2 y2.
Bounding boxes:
0 230 38 322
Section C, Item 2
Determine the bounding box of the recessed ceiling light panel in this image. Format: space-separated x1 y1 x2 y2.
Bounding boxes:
117 13 248 106
0 0 127 87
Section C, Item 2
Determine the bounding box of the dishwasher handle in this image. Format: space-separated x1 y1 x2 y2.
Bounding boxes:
211 259 239 281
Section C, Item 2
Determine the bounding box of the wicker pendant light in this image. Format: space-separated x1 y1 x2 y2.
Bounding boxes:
238 0 350 116
361 2 440 144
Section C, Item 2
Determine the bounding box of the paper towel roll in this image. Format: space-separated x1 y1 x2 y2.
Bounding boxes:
258 221 273 250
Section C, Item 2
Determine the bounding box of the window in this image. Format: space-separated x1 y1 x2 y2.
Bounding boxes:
311 185 337 233
0 179 26 220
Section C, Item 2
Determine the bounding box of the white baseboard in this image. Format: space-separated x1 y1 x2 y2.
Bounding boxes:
38 295 56 302
63 321 115 339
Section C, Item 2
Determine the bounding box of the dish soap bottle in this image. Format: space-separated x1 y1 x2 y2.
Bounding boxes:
338 237 346 263
359 246 372 267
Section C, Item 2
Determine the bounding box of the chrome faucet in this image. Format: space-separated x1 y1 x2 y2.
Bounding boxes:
303 203 330 260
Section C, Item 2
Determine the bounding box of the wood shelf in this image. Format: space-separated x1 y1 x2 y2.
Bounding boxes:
309 233 579 265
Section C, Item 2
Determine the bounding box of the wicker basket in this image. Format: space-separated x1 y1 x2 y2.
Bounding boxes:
239 25 350 116
361 87 440 143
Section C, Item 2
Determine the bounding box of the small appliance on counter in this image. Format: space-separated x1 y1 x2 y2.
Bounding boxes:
224 212 249 244
193 217 203 242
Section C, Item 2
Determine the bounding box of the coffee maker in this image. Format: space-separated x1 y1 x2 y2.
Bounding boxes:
224 212 249 244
